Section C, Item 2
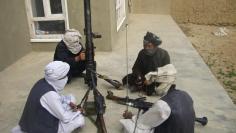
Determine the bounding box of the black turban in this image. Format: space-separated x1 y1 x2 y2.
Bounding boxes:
144 32 162 46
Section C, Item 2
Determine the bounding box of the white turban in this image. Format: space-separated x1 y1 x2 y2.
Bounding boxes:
63 29 82 54
145 64 177 96
45 61 70 92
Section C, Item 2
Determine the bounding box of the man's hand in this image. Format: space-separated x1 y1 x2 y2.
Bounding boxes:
69 102 77 111
75 51 85 62
79 51 85 61
123 110 133 119
143 79 151 85
69 102 84 112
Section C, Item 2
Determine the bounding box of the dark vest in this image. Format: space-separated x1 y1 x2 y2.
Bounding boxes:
19 79 59 133
154 85 195 133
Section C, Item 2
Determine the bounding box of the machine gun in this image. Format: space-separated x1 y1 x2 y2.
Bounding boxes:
106 90 208 126
78 0 107 132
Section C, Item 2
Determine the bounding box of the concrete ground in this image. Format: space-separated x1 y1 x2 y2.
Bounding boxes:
1 14 236 133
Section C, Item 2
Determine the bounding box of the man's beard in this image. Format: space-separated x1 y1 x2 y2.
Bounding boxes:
144 48 157 56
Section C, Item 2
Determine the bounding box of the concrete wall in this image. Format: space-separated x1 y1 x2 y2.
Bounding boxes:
0 0 127 71
171 0 236 25
32 0 114 51
131 0 171 14
68 0 113 51
67 0 129 51
0 0 31 71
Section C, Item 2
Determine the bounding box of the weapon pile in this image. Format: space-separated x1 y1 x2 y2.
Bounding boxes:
106 90 208 126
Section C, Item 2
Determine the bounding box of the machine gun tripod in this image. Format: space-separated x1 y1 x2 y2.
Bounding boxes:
78 73 107 133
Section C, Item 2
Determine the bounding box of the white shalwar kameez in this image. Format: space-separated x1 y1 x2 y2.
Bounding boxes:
12 61 85 133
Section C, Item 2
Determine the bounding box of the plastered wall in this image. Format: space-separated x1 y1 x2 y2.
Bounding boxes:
33 0 113 51
0 0 31 71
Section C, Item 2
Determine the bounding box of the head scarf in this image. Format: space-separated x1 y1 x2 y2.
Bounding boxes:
44 61 70 92
143 32 162 46
63 29 82 54
145 64 177 96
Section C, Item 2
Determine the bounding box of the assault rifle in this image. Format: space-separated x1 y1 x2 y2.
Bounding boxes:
106 91 208 126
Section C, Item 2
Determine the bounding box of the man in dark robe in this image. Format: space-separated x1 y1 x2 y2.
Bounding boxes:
123 31 170 95
54 29 86 83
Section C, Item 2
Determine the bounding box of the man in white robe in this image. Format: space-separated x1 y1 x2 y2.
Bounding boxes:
11 61 85 133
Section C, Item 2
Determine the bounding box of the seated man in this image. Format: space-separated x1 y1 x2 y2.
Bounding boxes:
54 29 86 82
120 64 195 133
123 31 170 95
11 61 85 133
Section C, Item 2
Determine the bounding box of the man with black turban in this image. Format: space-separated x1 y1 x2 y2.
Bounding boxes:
123 32 170 95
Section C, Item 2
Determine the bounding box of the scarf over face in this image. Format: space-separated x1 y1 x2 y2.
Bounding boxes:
63 29 82 54
44 61 70 92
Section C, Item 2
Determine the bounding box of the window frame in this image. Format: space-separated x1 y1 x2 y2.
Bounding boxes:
116 0 126 31
25 0 69 42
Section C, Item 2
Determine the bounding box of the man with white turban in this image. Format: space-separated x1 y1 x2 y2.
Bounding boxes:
54 29 86 83
11 61 85 133
120 64 195 133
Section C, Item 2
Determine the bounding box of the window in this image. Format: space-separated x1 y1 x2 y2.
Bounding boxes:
25 0 69 42
116 0 126 31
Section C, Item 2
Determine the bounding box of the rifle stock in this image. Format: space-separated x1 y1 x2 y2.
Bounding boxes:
88 68 122 89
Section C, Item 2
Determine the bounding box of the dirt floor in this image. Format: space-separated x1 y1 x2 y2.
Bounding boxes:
179 23 236 104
